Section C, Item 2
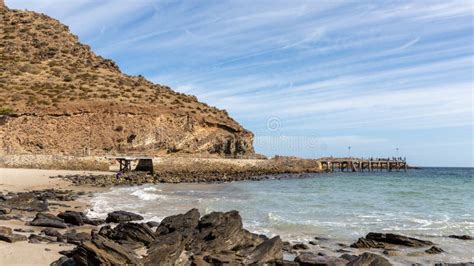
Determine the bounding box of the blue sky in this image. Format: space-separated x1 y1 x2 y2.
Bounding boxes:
7 0 473 167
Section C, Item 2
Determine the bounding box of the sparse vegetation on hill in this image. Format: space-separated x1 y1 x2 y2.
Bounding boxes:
0 7 223 118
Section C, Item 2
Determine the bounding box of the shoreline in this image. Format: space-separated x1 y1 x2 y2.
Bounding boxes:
0 168 472 265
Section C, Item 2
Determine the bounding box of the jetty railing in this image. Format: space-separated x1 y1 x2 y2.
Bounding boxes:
319 157 408 172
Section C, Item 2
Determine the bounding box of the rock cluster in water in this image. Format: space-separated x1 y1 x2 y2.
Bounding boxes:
51 209 394 266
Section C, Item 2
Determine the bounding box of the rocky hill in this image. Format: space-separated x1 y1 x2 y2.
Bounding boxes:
0 2 254 157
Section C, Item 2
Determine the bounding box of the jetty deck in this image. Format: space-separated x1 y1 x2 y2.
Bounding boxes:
319 157 408 172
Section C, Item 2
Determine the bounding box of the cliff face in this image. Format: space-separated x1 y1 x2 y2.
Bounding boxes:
0 4 254 156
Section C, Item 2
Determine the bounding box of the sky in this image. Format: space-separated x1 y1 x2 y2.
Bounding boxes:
7 0 473 167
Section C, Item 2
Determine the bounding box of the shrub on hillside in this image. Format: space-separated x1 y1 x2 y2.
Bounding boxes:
0 107 15 115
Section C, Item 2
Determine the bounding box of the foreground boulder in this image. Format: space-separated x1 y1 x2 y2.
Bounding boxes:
99 222 156 247
30 213 67 228
156 208 199 238
0 226 27 243
71 235 140 265
143 231 186 265
351 232 433 248
105 211 143 223
191 210 263 254
244 236 283 264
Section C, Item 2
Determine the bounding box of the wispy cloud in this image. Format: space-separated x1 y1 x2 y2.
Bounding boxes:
6 0 473 165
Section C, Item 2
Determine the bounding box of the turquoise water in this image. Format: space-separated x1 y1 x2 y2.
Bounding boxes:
86 168 474 263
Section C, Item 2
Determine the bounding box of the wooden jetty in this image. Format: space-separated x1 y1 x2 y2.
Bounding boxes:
107 156 154 174
319 157 408 172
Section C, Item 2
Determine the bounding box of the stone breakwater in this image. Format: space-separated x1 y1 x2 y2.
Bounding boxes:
0 189 473 265
52 172 314 186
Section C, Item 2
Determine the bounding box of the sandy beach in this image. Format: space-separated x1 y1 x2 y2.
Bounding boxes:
0 168 111 265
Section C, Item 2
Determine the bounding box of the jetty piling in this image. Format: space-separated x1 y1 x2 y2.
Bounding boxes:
320 157 408 172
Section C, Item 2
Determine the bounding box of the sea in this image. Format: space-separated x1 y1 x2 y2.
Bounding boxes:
85 168 474 264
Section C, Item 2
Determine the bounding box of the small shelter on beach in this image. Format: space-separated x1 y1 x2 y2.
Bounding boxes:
107 156 154 174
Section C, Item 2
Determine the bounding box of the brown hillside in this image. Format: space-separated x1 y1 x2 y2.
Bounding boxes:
0 3 254 156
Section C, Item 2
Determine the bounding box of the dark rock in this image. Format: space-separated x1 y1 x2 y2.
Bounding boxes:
105 210 143 223
244 236 283 264
192 210 261 253
292 243 309 250
50 256 76 266
336 249 350 253
347 252 392 266
350 237 387 248
295 253 348 266
156 208 199 238
282 241 292 252
448 235 473 240
435 263 474 266
97 225 113 237
58 211 85 226
59 250 74 256
426 246 444 254
59 230 91 245
49 203 71 208
70 235 140 265
14 228 34 233
0 226 27 243
272 260 300 266
83 218 105 226
0 192 48 212
146 221 160 228
383 249 400 256
99 222 155 246
29 234 57 243
42 228 62 237
314 236 329 241
190 255 211 266
365 232 433 247
0 214 23 221
407 251 427 257
202 254 236 264
340 254 358 261
143 231 185 266
29 237 41 244
0 207 11 214
308 240 317 245
30 213 67 228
